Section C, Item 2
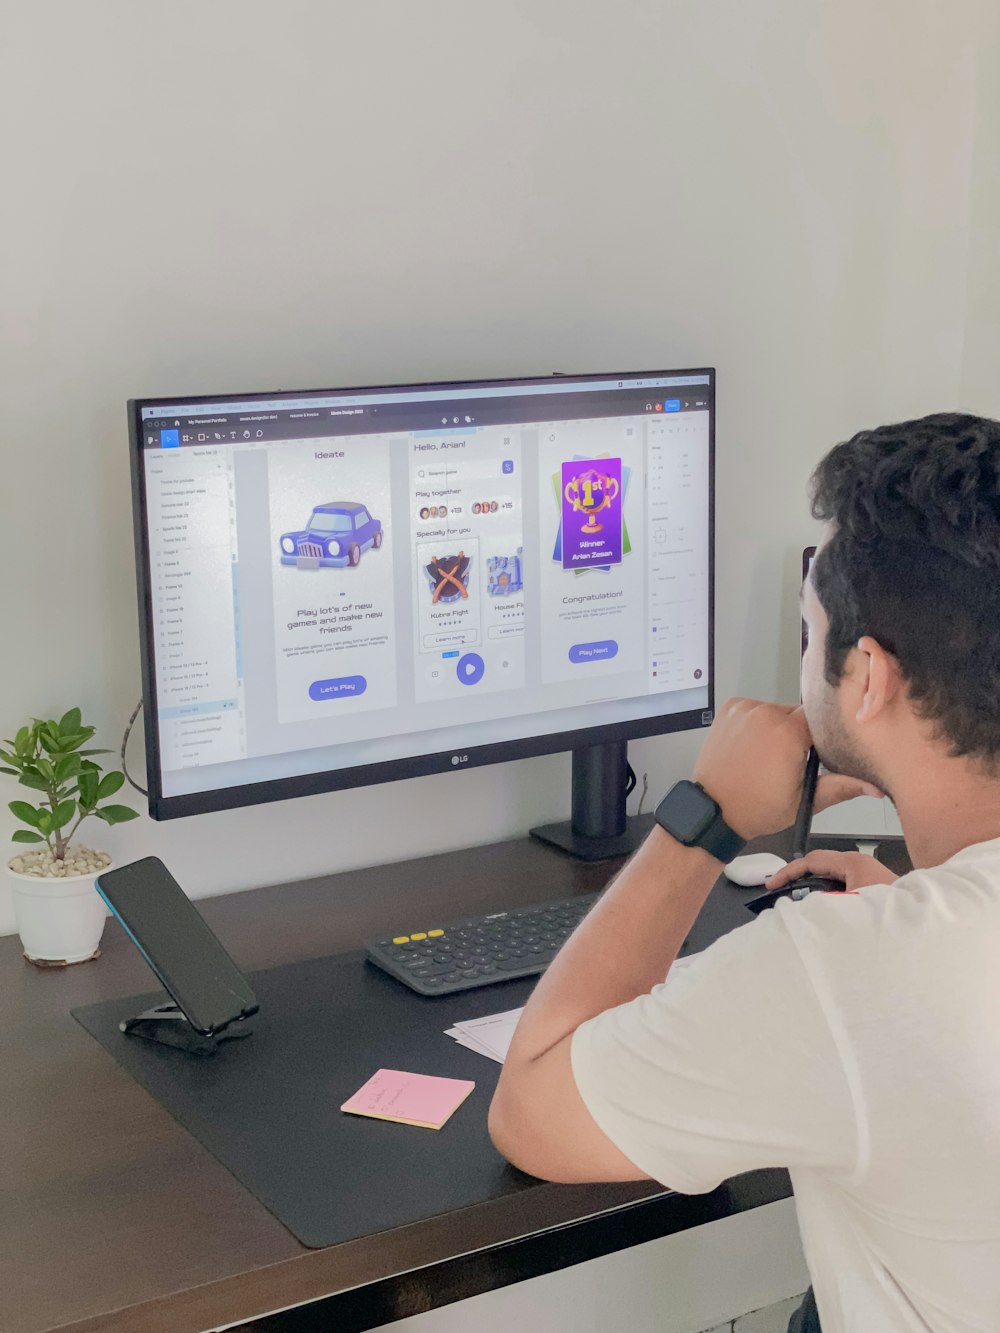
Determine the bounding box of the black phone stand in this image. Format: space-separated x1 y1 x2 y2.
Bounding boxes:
119 1003 254 1057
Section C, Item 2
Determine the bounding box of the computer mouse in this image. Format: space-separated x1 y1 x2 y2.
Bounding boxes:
744 874 847 915
724 852 788 887
786 873 847 898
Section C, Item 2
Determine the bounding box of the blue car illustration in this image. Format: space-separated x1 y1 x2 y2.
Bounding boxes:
279 501 384 568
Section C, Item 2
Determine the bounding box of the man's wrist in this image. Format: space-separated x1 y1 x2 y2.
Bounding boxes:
652 779 747 863
646 821 726 869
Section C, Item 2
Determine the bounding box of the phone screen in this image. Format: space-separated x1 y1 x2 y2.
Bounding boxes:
96 856 258 1034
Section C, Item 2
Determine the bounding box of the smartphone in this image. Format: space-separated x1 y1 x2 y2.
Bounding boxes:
96 856 258 1035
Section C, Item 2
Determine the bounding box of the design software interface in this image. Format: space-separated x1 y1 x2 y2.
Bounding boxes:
138 374 712 798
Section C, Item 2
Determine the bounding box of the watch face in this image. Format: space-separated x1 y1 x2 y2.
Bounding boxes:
658 780 716 843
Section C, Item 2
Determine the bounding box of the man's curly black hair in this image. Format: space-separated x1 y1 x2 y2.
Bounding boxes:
810 413 1000 768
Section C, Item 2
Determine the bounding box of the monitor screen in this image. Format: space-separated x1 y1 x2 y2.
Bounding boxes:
130 369 715 818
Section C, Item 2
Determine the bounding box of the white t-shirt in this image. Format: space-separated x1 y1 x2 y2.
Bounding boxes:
571 837 1000 1332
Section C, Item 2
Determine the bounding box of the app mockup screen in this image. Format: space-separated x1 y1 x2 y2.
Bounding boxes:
137 374 712 799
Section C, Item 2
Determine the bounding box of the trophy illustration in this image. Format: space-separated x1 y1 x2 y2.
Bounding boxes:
563 468 620 533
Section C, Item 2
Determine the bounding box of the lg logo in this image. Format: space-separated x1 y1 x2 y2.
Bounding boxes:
451 754 469 766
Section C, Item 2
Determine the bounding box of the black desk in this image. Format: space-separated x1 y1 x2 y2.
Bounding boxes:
6 826 896 1333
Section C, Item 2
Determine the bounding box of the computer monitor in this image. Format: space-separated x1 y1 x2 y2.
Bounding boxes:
129 369 715 860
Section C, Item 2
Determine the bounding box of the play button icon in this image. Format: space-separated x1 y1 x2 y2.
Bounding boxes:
456 652 485 686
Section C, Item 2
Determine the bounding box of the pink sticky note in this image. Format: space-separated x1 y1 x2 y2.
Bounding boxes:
341 1068 475 1130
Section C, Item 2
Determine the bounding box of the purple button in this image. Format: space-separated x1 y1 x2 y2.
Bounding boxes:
309 676 367 700
457 653 485 685
568 640 618 664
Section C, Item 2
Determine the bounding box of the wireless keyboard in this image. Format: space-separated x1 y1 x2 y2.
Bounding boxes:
366 891 601 995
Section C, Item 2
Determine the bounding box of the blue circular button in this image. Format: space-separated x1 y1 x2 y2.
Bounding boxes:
456 653 485 686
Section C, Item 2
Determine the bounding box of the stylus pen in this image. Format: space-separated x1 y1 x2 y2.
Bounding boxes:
791 747 821 861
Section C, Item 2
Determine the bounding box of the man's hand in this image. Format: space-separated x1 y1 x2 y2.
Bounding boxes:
693 698 883 840
765 850 897 893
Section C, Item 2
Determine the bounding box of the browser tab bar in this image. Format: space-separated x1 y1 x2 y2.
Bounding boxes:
138 372 711 420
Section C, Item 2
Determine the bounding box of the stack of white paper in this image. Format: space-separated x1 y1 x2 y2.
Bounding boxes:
445 1008 523 1064
443 954 703 1065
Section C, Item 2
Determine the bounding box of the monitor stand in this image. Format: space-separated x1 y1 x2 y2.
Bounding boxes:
530 740 649 862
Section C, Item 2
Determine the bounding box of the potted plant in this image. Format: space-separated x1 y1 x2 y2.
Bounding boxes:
2 710 139 965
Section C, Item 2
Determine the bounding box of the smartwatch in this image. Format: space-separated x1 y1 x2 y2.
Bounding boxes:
653 780 746 862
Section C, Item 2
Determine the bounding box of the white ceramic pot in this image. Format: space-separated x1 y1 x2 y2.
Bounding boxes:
6 861 110 965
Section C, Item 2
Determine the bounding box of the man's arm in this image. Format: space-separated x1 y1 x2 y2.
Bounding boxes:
489 699 880 1183
488 829 719 1181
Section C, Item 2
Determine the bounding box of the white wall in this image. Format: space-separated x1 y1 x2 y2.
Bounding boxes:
1 2 994 1325
959 4 1000 417
2 0 986 933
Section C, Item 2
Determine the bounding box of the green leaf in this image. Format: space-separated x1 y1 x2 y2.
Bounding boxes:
0 766 19 777
36 810 52 835
45 732 89 754
59 732 91 753
78 749 112 757
78 770 99 808
35 758 54 782
14 727 31 756
50 799 77 830
0 748 19 766
97 771 124 800
59 708 82 736
96 804 139 824
54 754 82 783
12 829 45 844
9 800 42 827
55 728 95 753
16 771 50 793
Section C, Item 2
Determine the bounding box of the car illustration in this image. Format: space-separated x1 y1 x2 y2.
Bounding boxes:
279 502 384 568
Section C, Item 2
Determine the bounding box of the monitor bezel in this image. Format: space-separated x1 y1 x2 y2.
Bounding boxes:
129 367 716 820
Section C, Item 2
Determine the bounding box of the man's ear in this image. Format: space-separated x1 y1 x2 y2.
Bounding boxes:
854 635 902 723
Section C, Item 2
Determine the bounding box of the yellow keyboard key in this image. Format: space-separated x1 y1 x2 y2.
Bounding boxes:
428 929 445 938
392 936 410 945
410 932 427 941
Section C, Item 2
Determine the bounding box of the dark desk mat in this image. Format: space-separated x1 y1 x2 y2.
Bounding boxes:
73 953 540 1249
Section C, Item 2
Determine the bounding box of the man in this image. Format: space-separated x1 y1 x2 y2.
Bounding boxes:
490 414 1000 1332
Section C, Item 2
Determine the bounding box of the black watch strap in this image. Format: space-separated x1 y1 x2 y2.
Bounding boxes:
696 807 746 863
